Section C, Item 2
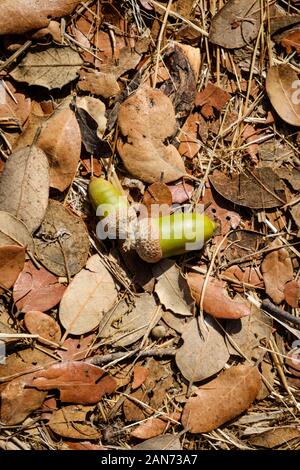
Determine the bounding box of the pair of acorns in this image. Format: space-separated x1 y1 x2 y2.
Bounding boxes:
89 178 216 263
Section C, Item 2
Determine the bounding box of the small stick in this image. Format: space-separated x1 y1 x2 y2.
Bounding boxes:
261 299 300 327
87 347 176 366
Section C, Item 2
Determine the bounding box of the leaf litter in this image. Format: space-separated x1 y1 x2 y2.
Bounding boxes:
0 0 300 452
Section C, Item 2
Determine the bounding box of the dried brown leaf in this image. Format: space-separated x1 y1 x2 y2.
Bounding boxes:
266 64 300 127
248 427 300 448
0 245 25 292
48 405 100 440
34 200 90 277
0 0 82 35
195 83 230 112
187 272 251 319
284 280 300 308
133 434 182 450
117 87 186 183
131 413 179 440
13 261 66 312
59 255 118 335
32 362 117 403
143 182 172 216
176 316 230 382
132 366 149 390
24 310 61 345
261 240 293 304
178 113 201 159
78 70 120 98
181 365 261 433
11 47 83 90
0 146 49 233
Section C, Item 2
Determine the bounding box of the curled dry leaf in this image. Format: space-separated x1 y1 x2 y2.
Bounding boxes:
24 310 61 345
37 104 81 191
266 64 300 127
181 365 262 433
153 260 194 317
117 87 186 183
279 27 300 55
0 0 82 35
187 272 251 319
99 293 159 347
13 261 66 312
74 96 108 155
59 254 118 335
209 0 261 49
0 146 49 233
175 316 230 382
0 374 47 425
32 362 117 404
11 47 83 90
34 200 90 277
0 245 25 292
209 168 286 209
261 240 293 304
48 405 100 440
284 280 300 308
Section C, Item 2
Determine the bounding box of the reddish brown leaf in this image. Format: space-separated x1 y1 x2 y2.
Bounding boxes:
78 69 120 98
261 240 293 304
24 310 61 345
280 28 300 54
0 244 25 292
63 441 107 450
181 365 261 433
284 280 300 308
13 262 66 312
59 334 96 361
223 265 264 292
143 182 172 216
187 272 251 319
32 362 117 404
178 113 201 159
195 83 230 112
132 366 149 390
130 412 180 440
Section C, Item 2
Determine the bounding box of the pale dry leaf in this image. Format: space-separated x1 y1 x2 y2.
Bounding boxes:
0 0 82 35
99 294 158 347
0 245 25 292
0 146 49 233
261 240 293 304
11 47 83 89
32 362 117 403
187 272 251 319
78 70 120 98
38 105 81 191
248 427 300 448
76 96 107 139
266 64 300 127
48 405 100 440
153 259 194 317
117 87 186 183
181 365 262 433
133 434 182 450
209 0 261 49
13 261 66 312
0 212 34 251
34 200 90 277
24 310 61 345
176 316 229 382
59 254 118 335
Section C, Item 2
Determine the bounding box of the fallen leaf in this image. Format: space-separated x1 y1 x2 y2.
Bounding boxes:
48 405 100 440
256 360 276 400
209 168 286 209
162 310 190 334
13 261 66 312
178 113 201 159
223 265 264 292
37 104 81 191
78 69 120 98
131 413 179 440
99 294 159 347
0 374 47 425
0 146 49 233
187 272 251 319
24 310 61 345
153 260 194 317
176 316 230 382
59 334 96 361
225 304 273 363
117 87 186 183
248 427 300 448
209 0 261 49
169 183 193 204
62 442 106 450
0 0 82 35
11 46 83 89
32 362 117 403
224 230 266 263
133 434 182 450
132 366 149 390
143 182 172 216
181 365 261 433
0 245 25 292
284 280 300 308
195 83 230 114
280 26 300 54
59 255 118 335
34 200 90 277
0 80 31 128
261 240 293 304
266 64 300 127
